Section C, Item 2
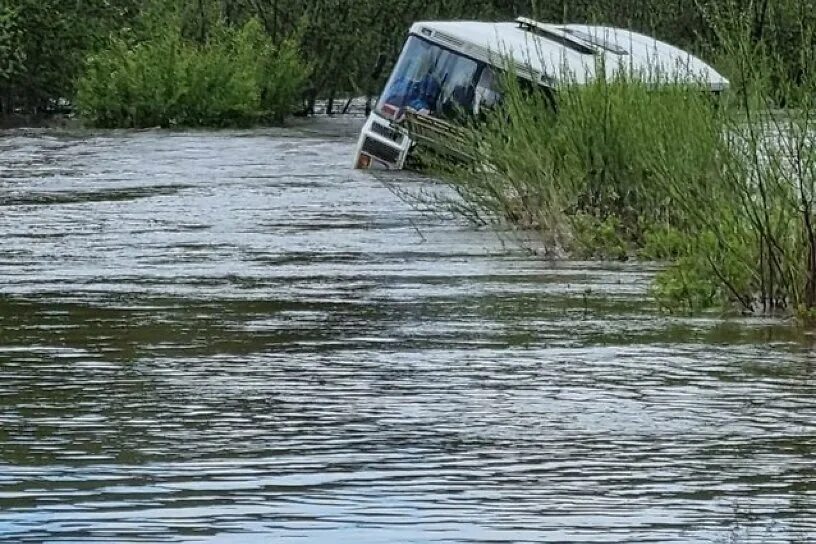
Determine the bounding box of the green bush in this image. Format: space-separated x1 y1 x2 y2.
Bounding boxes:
76 11 309 128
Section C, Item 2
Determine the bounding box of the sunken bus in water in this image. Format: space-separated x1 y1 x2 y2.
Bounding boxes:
353 17 728 170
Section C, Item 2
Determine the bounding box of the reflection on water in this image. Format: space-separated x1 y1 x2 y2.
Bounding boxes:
0 123 815 543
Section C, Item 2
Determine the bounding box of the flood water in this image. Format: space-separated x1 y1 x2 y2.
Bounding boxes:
0 120 814 543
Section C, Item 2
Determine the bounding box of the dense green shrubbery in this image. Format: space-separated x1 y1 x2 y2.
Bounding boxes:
76 6 309 128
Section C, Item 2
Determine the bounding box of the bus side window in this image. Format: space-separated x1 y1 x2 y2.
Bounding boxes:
474 67 502 115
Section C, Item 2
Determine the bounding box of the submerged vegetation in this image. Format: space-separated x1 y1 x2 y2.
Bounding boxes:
416 0 816 319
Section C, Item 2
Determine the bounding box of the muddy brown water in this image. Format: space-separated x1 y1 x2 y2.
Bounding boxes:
0 120 814 543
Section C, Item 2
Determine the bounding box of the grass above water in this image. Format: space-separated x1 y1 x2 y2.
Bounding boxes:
414 7 816 320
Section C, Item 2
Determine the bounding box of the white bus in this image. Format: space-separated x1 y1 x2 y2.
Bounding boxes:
353 17 728 170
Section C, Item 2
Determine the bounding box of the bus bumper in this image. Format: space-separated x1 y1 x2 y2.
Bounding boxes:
352 113 412 170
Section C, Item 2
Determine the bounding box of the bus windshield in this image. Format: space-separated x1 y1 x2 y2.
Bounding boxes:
376 36 483 120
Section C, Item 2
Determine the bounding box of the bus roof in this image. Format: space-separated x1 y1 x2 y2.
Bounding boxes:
410 18 728 91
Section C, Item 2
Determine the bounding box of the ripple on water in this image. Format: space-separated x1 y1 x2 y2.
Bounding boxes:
0 126 815 544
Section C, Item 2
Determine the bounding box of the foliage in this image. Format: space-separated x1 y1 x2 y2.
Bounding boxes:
0 4 24 83
570 214 632 261
0 0 138 115
76 6 309 128
650 253 721 314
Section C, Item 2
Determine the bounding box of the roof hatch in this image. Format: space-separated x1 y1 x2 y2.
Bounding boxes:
561 27 629 55
516 17 596 55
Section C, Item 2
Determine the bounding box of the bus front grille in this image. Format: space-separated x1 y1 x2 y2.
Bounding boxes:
361 137 401 165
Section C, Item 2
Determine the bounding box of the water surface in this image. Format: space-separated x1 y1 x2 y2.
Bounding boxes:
0 121 814 543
